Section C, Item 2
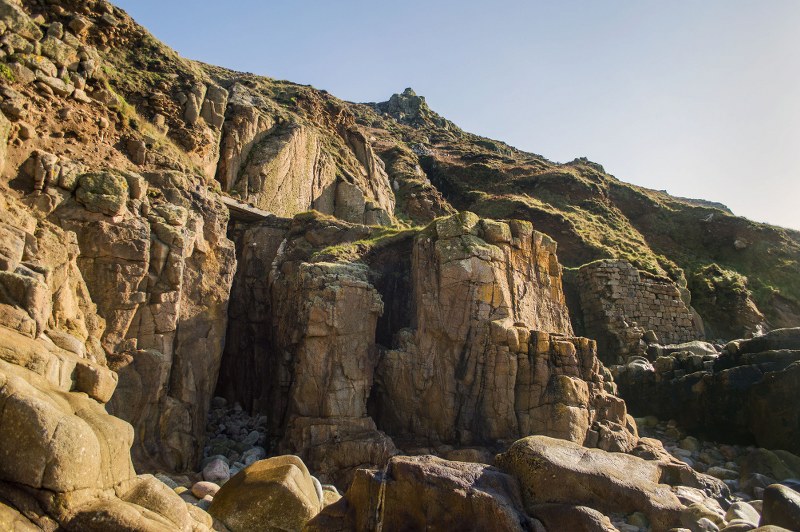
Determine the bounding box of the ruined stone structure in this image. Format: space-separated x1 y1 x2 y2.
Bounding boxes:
577 259 703 364
0 1 796 529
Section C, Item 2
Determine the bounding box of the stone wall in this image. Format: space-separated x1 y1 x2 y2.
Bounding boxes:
577 259 702 364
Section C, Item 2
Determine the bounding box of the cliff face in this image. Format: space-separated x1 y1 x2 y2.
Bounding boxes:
217 211 636 485
0 0 796 529
15 150 237 473
354 92 800 338
372 212 578 444
0 179 204 531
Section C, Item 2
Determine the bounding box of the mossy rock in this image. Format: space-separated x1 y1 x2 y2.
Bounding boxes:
76 172 129 216
40 36 78 68
0 0 43 40
481 219 512 244
435 211 480 239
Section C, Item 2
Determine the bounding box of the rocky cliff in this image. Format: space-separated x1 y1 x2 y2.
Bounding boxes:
217 211 636 485
0 0 798 530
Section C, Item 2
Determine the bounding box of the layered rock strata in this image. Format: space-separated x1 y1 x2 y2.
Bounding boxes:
218 212 639 485
0 187 216 531
615 328 800 454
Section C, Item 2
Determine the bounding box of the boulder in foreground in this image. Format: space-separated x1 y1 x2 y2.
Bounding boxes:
305 454 540 531
495 435 717 531
209 455 322 532
760 484 800 530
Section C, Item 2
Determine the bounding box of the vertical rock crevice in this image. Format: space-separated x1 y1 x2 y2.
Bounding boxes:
214 211 639 487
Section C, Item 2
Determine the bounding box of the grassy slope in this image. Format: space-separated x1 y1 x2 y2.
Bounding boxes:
345 97 800 330
86 1 800 330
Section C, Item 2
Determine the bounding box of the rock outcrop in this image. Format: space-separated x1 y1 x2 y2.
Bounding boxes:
615 328 800 454
372 213 638 453
219 214 399 485
0 193 213 530
228 123 335 217
219 212 638 485
43 167 237 473
306 454 541 532
215 84 395 225
272 257 399 486
689 263 768 340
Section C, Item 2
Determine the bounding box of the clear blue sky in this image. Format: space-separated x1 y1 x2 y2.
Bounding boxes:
115 0 800 230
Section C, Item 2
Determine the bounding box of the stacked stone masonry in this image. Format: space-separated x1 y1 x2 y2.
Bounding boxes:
577 259 702 364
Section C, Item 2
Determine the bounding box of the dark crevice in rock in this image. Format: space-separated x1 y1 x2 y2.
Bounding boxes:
214 217 288 421
365 238 415 350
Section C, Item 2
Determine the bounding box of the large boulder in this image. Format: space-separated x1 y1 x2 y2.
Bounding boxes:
66 498 184 532
496 436 698 531
0 0 42 40
0 349 202 531
0 500 40 531
305 455 540 531
209 455 322 532
0 360 134 492
739 448 800 494
760 484 800 530
528 504 617 532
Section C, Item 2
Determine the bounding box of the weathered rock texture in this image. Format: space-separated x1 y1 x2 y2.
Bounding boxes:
689 263 768 340
219 212 638 485
0 0 798 528
43 168 237 473
0 186 212 531
219 214 399 486
615 328 800 454
309 438 732 532
306 454 541 532
209 455 322 532
214 83 395 225
272 257 398 486
577 259 704 364
373 214 637 452
496 436 729 532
